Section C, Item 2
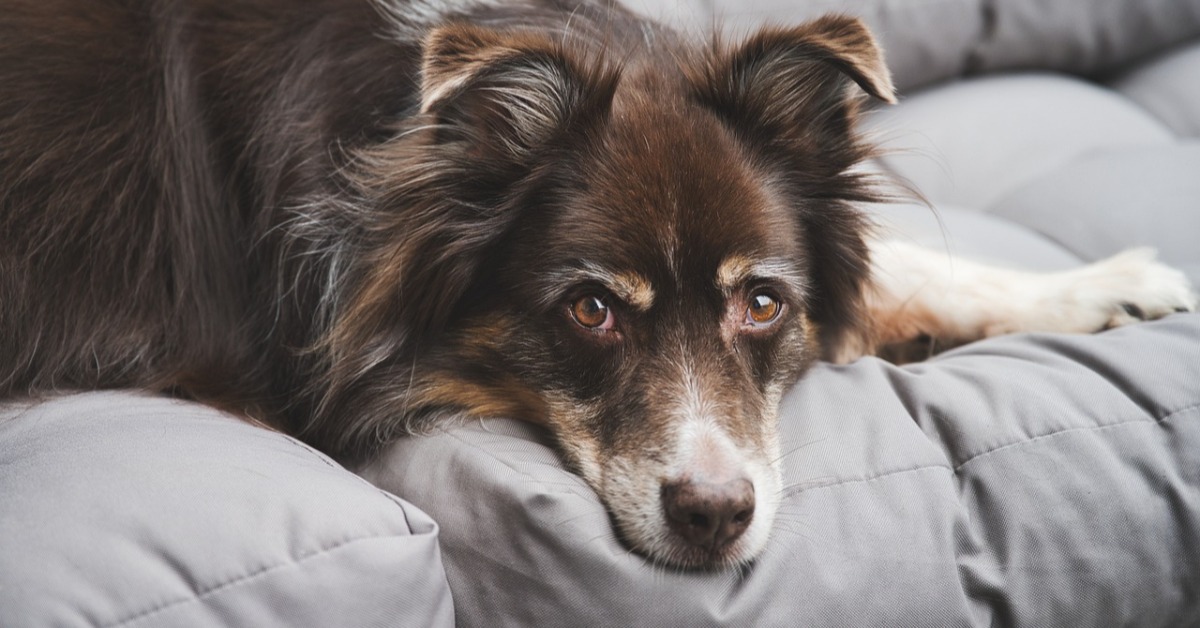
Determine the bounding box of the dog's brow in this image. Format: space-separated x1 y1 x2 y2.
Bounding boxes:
556 263 656 310
717 255 807 295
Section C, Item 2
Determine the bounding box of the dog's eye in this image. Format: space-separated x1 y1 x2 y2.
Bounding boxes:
746 292 783 326
571 294 615 330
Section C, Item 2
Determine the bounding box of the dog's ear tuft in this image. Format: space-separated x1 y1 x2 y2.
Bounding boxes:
691 15 894 162
771 14 895 104
420 23 618 158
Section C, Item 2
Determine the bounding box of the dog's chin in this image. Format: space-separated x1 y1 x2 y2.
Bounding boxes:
632 512 776 571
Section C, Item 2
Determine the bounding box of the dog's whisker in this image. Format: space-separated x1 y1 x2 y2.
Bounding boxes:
776 476 839 497
766 523 818 544
770 437 830 465
551 510 610 528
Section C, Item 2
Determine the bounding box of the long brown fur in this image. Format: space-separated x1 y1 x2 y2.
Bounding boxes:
1 0 888 463
1 0 906 568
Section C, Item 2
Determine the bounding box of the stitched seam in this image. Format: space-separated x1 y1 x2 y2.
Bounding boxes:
786 403 1200 495
954 401 1200 471
102 533 402 628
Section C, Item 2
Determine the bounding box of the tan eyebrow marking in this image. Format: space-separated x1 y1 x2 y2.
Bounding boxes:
716 255 808 296
562 263 656 311
609 271 656 311
717 255 756 293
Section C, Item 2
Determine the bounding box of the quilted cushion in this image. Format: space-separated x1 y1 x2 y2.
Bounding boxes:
1114 43 1200 138
363 315 1200 627
972 0 1200 78
866 75 1176 209
0 392 454 628
864 50 1200 284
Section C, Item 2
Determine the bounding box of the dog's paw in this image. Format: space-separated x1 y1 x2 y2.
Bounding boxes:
1064 248 1196 331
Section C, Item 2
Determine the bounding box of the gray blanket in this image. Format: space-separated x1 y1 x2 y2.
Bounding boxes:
363 315 1200 627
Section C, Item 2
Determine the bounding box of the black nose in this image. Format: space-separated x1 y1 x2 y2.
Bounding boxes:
661 478 755 551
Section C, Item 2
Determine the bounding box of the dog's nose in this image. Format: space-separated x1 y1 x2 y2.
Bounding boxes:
661 478 755 551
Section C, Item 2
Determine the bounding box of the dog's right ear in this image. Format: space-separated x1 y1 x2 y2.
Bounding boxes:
419 24 618 159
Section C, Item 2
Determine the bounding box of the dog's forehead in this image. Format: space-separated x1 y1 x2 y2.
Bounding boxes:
548 99 803 289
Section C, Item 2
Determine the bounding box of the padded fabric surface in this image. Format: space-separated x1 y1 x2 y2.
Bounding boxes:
363 315 1200 627
864 56 1200 285
0 392 454 628
865 74 1176 210
1113 43 1200 139
972 0 1200 79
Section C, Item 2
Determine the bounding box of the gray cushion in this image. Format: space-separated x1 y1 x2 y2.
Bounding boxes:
973 0 1200 79
864 74 1175 210
864 67 1200 284
1113 42 1200 138
990 144 1200 282
627 0 1200 90
0 392 454 628
362 314 1200 627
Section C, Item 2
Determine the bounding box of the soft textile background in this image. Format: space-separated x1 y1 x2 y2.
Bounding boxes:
0 393 455 628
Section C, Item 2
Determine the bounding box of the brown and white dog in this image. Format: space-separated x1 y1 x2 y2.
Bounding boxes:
1 0 1194 569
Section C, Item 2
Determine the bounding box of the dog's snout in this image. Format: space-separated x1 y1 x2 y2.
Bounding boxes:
661 478 755 551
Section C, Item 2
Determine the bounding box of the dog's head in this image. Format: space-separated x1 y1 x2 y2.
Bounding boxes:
320 14 893 569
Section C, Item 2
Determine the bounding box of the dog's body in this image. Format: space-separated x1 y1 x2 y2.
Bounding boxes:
1 0 1194 569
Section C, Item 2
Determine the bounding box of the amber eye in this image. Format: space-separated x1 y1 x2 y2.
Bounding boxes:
746 292 782 326
571 294 614 330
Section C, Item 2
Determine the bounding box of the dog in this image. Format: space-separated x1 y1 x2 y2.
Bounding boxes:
1 0 1194 570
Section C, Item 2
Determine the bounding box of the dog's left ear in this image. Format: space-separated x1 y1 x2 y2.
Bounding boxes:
690 15 894 166
689 15 895 358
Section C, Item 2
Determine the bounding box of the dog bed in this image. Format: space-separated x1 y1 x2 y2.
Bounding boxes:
363 314 1200 627
0 393 454 627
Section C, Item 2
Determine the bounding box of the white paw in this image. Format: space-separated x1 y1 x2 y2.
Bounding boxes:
1056 248 1196 332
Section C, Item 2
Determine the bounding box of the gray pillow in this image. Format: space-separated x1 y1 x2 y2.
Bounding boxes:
863 68 1200 284
1112 43 1200 138
362 315 1200 627
973 0 1200 79
0 392 454 628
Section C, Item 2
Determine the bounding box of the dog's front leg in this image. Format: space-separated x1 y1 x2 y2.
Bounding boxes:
846 240 1197 362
